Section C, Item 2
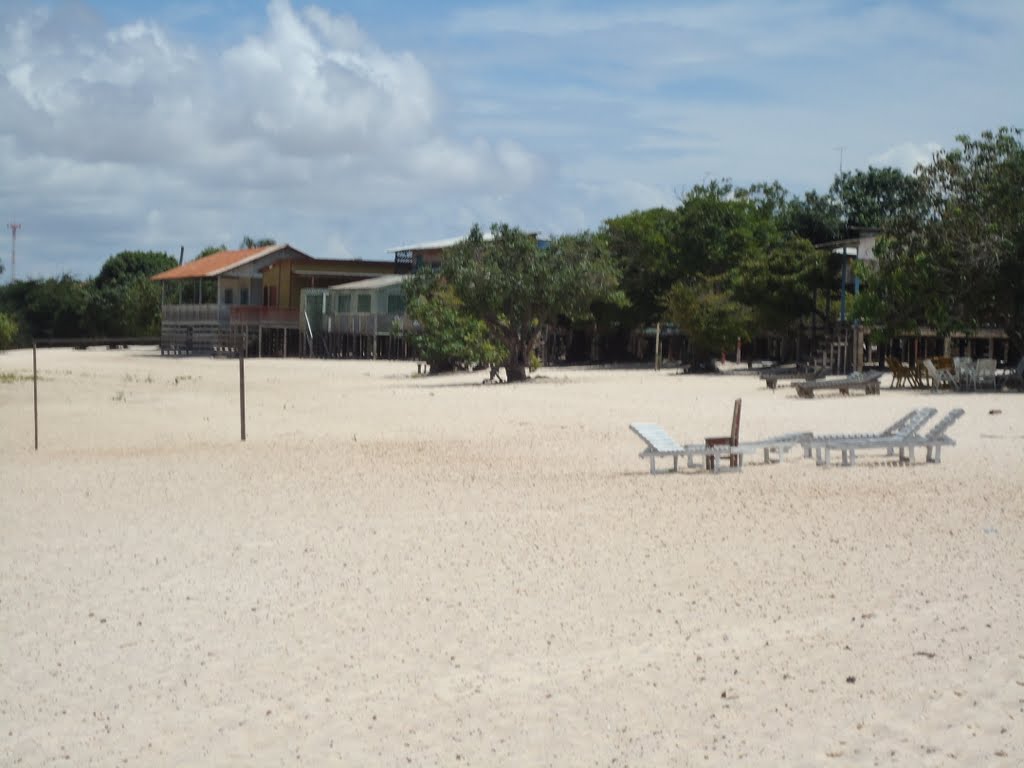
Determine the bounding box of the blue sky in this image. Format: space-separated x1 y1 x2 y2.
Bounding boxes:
2 0 1022 278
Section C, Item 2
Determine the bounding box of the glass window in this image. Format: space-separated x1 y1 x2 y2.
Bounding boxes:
240 288 249 305
357 294 371 313
387 294 406 314
223 288 234 305
336 294 351 313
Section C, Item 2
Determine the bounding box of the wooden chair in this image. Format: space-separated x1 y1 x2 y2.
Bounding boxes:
887 356 911 388
704 398 741 470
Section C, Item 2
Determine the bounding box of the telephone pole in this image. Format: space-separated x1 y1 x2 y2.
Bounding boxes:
7 222 20 282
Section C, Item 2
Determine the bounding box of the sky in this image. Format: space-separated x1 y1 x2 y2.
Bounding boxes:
1 0 1022 279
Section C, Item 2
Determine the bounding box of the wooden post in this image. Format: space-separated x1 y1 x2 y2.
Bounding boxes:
654 323 661 371
239 334 247 442
32 341 38 451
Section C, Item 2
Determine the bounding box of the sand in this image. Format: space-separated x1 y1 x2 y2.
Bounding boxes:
1 346 1022 766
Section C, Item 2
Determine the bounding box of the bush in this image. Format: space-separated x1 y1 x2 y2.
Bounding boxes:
0 311 18 350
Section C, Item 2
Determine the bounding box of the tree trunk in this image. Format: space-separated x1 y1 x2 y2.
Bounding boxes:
505 360 529 382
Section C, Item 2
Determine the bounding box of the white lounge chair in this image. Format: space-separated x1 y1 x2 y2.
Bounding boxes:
898 408 965 463
953 357 977 391
974 358 997 390
801 407 953 467
629 423 810 474
629 422 728 474
922 359 956 392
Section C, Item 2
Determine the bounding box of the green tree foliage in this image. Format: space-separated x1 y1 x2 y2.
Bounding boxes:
601 207 677 326
0 311 17 350
196 245 227 260
404 271 502 374
89 250 177 337
0 275 93 339
95 250 177 289
602 180 832 363
0 250 177 340
665 278 754 362
861 127 1024 345
783 190 845 244
416 224 623 382
831 166 924 230
240 236 277 249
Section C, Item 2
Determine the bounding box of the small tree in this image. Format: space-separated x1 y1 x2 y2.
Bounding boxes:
438 224 623 382
404 273 502 374
665 278 754 365
0 311 17 350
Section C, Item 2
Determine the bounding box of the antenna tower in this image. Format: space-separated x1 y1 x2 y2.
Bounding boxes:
7 222 20 282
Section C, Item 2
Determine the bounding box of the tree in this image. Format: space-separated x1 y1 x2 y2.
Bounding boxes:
0 311 17 350
196 245 227 260
95 250 177 289
240 236 276 249
601 207 677 327
404 272 502 374
90 250 177 337
831 166 924 231
783 190 845 244
429 224 623 382
861 127 1024 346
665 278 754 363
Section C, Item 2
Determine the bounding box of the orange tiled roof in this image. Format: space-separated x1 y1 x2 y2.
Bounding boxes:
151 246 280 281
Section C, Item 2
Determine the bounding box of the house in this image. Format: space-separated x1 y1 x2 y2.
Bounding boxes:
813 230 1009 371
300 274 413 359
151 244 398 356
387 230 548 270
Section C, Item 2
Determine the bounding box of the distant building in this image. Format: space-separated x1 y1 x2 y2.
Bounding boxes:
387 230 547 270
151 244 397 356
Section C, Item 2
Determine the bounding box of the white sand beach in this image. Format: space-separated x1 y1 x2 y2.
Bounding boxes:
1 346 1022 766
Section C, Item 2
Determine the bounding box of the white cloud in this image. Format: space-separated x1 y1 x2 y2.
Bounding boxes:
869 142 943 173
0 0 544 274
0 0 1021 278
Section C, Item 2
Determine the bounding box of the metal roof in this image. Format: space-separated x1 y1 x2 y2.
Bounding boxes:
386 232 495 253
328 274 408 291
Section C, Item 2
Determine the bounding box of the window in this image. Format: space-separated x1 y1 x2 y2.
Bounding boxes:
336 294 351 313
356 294 371 313
240 288 249 305
387 294 406 315
223 288 234 305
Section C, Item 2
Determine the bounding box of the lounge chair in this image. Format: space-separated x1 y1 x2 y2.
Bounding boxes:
953 357 977 391
922 359 956 392
760 366 826 390
800 407 950 467
974 358 997 390
900 408 965 463
999 356 1024 389
794 370 883 398
629 399 808 474
629 422 730 474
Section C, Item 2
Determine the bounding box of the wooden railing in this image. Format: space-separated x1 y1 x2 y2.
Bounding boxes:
161 304 228 324
319 312 415 335
229 306 300 327
160 304 300 327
